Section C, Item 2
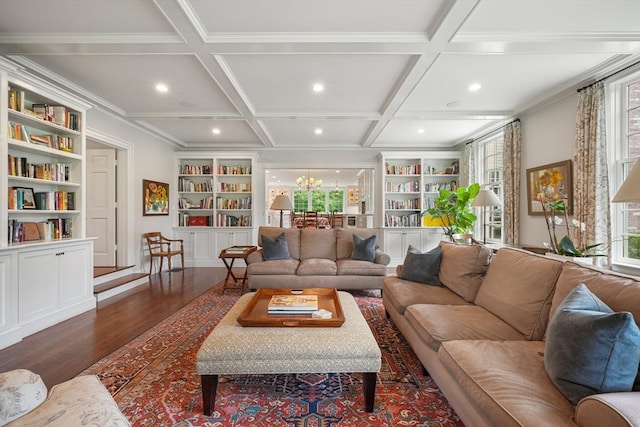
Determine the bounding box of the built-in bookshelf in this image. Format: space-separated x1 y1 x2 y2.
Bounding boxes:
380 152 461 228
175 155 254 228
1 59 94 350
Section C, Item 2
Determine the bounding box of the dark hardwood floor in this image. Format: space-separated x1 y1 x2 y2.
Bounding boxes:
0 267 232 389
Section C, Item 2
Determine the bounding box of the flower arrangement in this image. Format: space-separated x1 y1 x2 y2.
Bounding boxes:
536 169 603 257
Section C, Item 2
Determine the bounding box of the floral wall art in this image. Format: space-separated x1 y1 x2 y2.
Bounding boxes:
143 179 169 216
526 160 572 216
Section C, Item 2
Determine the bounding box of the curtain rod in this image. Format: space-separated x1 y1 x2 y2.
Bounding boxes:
577 60 640 92
466 118 520 145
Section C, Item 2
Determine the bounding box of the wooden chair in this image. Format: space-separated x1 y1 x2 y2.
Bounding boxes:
331 212 344 228
304 211 318 228
144 232 184 275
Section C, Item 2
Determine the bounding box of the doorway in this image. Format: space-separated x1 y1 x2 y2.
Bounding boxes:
86 134 132 274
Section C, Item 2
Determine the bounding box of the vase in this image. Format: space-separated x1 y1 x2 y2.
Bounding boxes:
544 252 594 265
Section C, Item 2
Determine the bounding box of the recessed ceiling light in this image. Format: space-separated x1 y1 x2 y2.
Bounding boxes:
312 83 324 93
212 128 221 135
155 83 169 93
468 83 482 92
314 128 323 135
417 129 425 134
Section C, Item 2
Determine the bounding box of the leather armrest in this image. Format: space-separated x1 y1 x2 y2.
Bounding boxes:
575 392 640 427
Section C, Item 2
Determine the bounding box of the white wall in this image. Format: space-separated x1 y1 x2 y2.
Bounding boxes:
519 92 578 247
87 108 176 272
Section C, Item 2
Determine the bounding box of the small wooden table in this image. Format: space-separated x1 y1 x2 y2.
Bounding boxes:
219 245 257 293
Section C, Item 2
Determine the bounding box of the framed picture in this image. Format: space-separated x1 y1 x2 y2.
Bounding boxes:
18 187 36 209
526 160 573 216
143 179 169 216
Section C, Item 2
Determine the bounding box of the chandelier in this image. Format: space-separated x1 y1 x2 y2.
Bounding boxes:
296 175 323 190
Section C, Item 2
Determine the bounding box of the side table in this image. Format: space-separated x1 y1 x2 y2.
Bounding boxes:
219 245 257 294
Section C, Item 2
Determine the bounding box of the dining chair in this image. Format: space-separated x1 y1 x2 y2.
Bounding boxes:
144 232 184 275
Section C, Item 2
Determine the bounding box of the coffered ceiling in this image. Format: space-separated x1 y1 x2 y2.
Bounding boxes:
0 0 639 150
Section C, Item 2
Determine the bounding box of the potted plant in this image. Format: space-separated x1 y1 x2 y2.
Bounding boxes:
423 183 480 242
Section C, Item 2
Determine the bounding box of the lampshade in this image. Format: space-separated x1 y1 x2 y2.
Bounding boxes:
612 160 640 203
270 194 293 211
471 189 502 207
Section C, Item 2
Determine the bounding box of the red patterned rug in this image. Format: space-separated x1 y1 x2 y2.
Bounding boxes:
81 284 463 427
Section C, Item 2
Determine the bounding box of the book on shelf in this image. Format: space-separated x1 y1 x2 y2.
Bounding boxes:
267 294 319 313
188 215 208 226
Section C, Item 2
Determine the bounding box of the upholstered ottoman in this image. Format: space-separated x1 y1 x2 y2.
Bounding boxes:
196 291 381 414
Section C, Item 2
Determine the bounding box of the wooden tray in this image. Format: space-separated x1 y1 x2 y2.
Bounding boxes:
237 288 345 327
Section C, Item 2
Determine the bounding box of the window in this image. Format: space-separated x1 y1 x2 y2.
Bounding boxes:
475 132 504 242
293 189 345 213
609 70 640 268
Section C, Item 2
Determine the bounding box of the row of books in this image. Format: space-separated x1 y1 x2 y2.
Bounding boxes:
177 213 213 227
216 214 251 227
385 163 421 175
384 213 421 227
179 164 213 175
178 178 213 192
178 196 213 209
8 218 72 244
424 181 458 192
8 188 75 211
217 164 251 175
8 122 75 152
216 196 251 210
8 155 70 182
8 90 81 132
218 182 251 193
385 181 420 193
385 198 420 210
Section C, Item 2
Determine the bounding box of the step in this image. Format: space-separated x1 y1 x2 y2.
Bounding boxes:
94 273 149 294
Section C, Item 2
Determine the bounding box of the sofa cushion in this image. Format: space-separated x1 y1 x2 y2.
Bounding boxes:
300 228 336 260
336 259 388 276
474 248 563 340
261 233 290 261
258 227 301 260
336 228 378 260
439 340 576 427
438 241 492 302
5 375 130 427
544 284 640 405
405 304 525 352
398 245 442 285
0 369 47 425
247 259 300 275
382 276 469 315
297 259 337 276
351 234 376 262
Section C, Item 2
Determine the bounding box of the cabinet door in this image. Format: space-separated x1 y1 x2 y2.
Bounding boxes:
0 254 16 334
214 230 251 254
18 249 59 324
174 230 194 261
191 229 213 261
58 243 92 306
384 229 423 266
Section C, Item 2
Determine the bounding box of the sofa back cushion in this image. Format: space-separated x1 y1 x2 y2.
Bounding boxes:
438 241 492 302
257 227 301 260
474 248 563 340
336 228 379 260
300 228 337 260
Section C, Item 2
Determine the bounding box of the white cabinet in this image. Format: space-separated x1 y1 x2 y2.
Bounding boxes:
16 240 95 339
384 229 423 266
173 228 214 267
0 253 18 348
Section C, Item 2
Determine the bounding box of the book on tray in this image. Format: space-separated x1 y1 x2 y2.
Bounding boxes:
267 294 318 313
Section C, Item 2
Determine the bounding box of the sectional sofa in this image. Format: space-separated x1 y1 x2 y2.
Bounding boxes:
383 242 640 427
246 226 390 290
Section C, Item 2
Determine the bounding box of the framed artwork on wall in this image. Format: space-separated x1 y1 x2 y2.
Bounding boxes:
143 179 169 216
526 160 572 216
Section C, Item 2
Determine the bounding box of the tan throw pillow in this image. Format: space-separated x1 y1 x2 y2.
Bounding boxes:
474 248 564 340
438 241 492 302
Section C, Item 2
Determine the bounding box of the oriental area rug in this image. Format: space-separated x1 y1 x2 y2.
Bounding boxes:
81 284 463 427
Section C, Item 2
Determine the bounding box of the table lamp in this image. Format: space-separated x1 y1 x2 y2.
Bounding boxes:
270 194 293 228
612 160 640 203
471 189 502 244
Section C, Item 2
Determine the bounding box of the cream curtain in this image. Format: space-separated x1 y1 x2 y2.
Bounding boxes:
574 82 610 263
503 120 521 245
461 142 475 187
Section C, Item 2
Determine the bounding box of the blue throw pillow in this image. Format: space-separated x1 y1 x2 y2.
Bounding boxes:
398 245 442 286
261 233 290 261
351 234 376 262
544 284 640 405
